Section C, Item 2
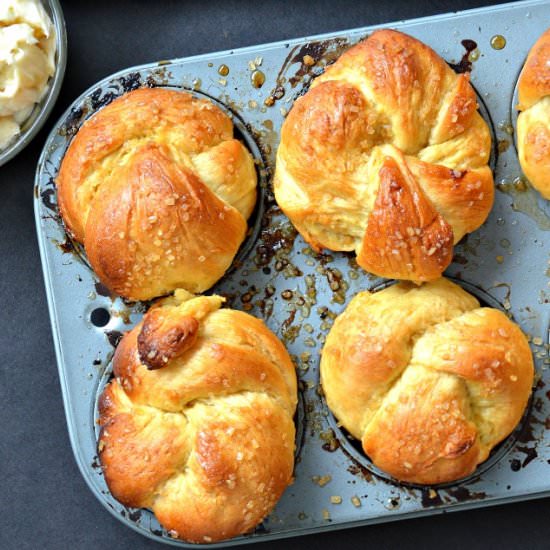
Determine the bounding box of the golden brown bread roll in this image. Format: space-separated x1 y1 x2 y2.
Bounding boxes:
321 279 533 485
517 28 550 199
98 290 297 543
57 88 257 301
274 30 494 282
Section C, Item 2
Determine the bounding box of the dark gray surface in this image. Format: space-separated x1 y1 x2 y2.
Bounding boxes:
1 1 549 549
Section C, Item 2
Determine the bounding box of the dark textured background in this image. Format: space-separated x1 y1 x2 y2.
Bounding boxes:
2 1 548 549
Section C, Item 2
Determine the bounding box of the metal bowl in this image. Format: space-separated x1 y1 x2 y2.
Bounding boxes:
0 0 67 168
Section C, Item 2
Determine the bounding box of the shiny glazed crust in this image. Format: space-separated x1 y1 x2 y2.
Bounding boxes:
320 279 533 485
57 88 257 300
517 28 550 199
274 29 494 282
98 291 297 543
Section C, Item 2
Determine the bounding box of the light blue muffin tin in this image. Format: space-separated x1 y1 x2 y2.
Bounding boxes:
35 0 550 546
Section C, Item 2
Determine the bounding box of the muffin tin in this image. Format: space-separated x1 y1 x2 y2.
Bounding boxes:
35 0 550 547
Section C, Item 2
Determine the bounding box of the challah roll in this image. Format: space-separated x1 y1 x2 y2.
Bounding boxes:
57 88 257 301
274 30 494 282
321 279 533 485
98 290 297 543
517 28 550 199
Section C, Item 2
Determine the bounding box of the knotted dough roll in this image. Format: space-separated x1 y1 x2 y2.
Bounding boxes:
57 88 257 300
98 290 297 543
517 28 550 199
321 279 533 485
275 30 494 282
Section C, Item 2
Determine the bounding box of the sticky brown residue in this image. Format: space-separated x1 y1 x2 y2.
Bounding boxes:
450 39 478 74
264 37 353 106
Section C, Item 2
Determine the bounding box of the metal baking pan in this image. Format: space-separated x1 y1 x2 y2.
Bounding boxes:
34 0 550 546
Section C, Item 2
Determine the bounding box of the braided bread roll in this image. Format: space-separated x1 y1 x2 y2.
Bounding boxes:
57 88 257 301
517 28 550 199
321 279 533 485
274 30 494 282
98 290 297 543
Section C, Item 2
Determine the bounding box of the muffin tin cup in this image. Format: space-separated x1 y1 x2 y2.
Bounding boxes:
508 65 550 223
35 0 550 547
40 84 268 288
323 276 536 493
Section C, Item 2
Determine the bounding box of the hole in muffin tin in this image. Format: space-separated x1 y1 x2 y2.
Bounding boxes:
323 277 535 491
90 307 111 327
53 83 267 292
